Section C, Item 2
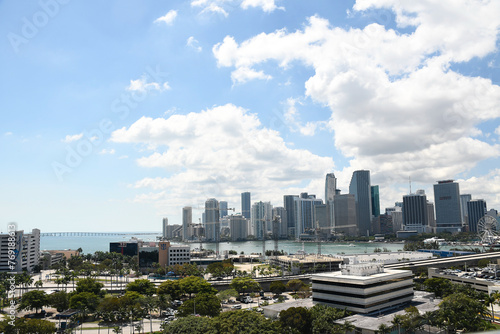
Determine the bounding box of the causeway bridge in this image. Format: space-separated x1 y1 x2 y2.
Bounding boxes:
40 232 160 237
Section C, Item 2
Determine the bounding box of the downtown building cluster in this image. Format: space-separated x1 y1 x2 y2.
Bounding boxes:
161 171 500 242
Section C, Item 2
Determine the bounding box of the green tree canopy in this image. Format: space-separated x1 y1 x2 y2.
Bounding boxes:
158 279 183 300
180 276 217 297
75 277 105 297
435 292 492 333
423 277 453 298
212 310 281 334
125 278 156 296
17 290 49 314
161 315 215 334
286 279 307 294
69 291 100 314
217 288 239 302
49 290 70 312
309 304 350 334
178 292 222 317
279 307 312 334
0 318 56 334
230 277 261 295
269 281 286 296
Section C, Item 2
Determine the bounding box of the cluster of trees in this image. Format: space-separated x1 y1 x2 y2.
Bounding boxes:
161 304 351 334
414 277 498 333
0 318 56 334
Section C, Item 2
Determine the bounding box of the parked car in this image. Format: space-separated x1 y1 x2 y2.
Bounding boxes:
231 304 242 309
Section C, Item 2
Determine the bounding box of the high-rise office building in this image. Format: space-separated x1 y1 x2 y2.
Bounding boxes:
386 206 403 232
460 194 472 226
314 203 329 238
433 180 462 233
229 215 248 241
371 185 380 217
162 217 168 239
427 202 436 232
349 170 372 236
182 207 192 241
403 192 428 233
333 194 358 236
325 173 337 202
294 193 323 239
219 201 228 219
467 199 487 233
205 198 220 242
251 201 273 240
284 195 298 237
241 192 251 219
273 206 287 238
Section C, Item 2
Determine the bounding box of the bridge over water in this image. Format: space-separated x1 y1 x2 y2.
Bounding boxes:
40 232 160 237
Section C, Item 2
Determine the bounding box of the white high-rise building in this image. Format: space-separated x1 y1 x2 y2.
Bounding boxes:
0 228 40 272
162 218 168 239
251 201 273 240
182 206 192 241
205 198 220 242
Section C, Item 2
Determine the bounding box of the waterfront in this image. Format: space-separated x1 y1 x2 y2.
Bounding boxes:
40 233 463 256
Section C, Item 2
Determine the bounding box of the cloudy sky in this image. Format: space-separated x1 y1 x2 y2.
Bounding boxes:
1 0 499 232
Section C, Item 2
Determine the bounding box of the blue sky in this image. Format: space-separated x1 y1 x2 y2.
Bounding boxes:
1 0 499 232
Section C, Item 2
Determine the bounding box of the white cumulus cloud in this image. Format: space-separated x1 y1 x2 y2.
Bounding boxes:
154 10 178 25
110 104 334 212
62 133 83 143
241 0 284 13
127 76 170 92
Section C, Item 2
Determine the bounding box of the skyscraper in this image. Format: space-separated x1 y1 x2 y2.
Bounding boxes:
219 201 228 219
294 193 323 239
333 194 358 236
162 217 168 239
371 185 380 217
467 199 487 233
460 194 472 225
229 215 248 241
403 192 428 233
284 195 298 237
241 192 251 219
433 180 462 233
182 207 192 241
251 201 273 240
204 198 219 242
272 206 287 238
349 170 372 236
325 173 337 202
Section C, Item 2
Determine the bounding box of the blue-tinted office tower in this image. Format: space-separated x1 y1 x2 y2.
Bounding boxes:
349 170 372 236
403 193 428 233
467 199 487 233
433 180 462 233
219 201 228 219
284 195 297 237
241 192 251 219
371 185 380 217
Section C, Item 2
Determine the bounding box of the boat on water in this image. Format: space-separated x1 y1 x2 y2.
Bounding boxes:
348 243 356 247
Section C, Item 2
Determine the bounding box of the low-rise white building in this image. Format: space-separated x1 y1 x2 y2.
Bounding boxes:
312 262 413 314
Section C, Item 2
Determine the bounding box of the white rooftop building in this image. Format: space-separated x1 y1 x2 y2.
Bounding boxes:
312 262 413 314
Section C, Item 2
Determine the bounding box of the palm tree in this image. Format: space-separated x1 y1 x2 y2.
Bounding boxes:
34 280 43 290
421 311 435 334
485 294 496 322
392 314 404 334
377 323 391 334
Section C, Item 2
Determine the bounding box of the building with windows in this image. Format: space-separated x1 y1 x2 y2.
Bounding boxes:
434 180 462 233
294 193 323 240
205 198 220 242
219 201 228 219
0 228 40 272
402 192 429 233
349 170 373 236
467 199 487 233
312 262 413 314
158 241 190 268
460 194 472 226
162 217 168 239
371 185 380 217
333 194 358 236
251 201 273 240
272 206 287 238
182 206 193 241
229 215 248 241
284 195 298 237
241 192 251 219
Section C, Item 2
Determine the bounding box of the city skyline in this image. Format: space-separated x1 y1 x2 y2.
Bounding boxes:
1 1 500 232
